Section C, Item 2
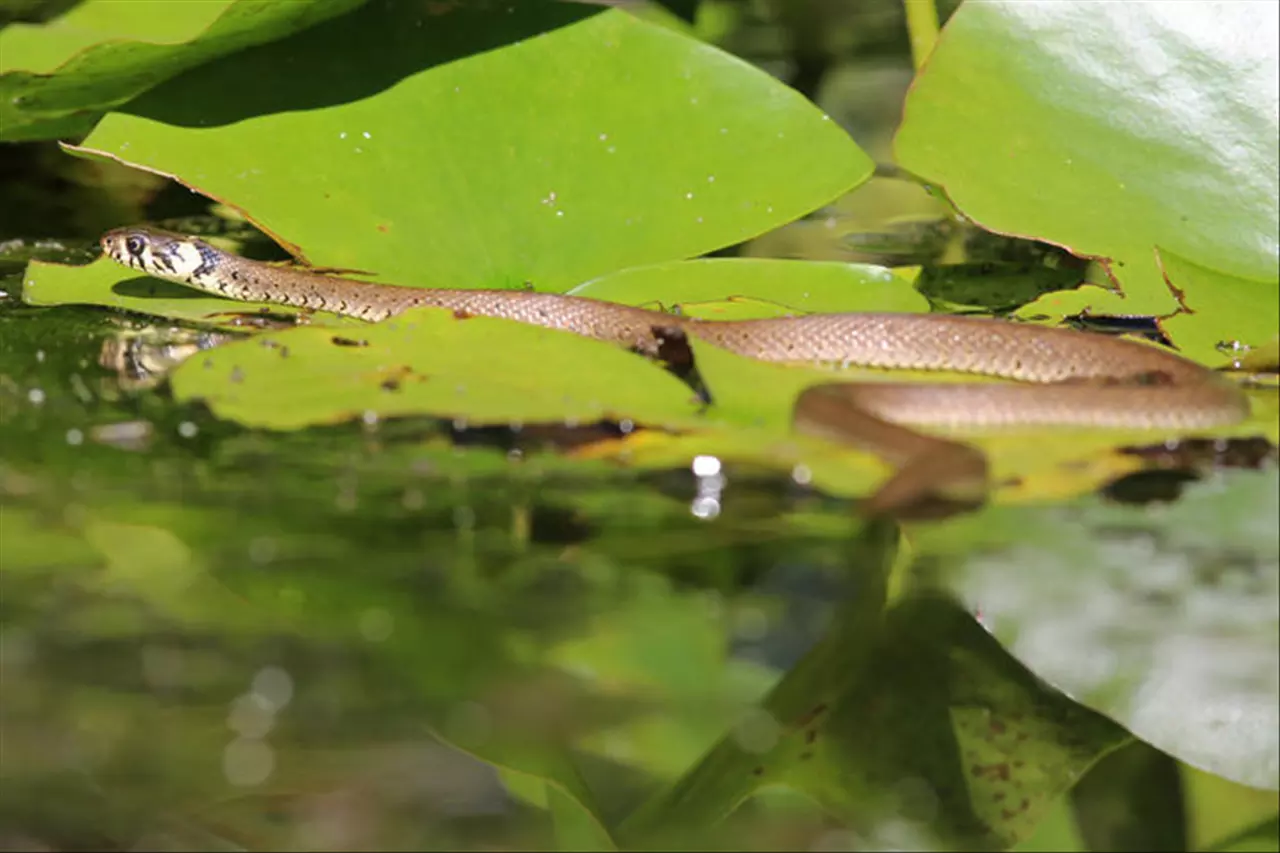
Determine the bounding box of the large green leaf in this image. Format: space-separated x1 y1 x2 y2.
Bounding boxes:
616 520 899 846
569 257 924 316
1155 249 1280 366
1207 814 1280 853
64 3 871 293
21 254 366 329
1068 741 1187 853
894 2 1279 360
783 595 1127 850
166 307 702 432
0 0 367 141
619 522 1128 850
912 468 1280 791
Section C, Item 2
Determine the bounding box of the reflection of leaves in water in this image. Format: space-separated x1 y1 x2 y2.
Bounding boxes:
1 461 851 849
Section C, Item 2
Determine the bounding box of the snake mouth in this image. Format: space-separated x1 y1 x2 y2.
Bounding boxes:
100 227 206 279
100 228 144 269
99 232 121 262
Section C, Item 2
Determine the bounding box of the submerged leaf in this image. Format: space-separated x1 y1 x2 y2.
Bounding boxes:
913 468 1280 790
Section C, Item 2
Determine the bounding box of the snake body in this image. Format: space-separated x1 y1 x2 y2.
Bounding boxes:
101 227 1250 517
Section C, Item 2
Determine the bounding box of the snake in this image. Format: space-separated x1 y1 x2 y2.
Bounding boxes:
100 226 1251 518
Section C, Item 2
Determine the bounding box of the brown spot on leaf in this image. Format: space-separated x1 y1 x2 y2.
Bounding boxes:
1154 250 1190 309
972 763 1011 781
331 336 368 348
368 364 419 391
794 703 828 729
989 720 1007 735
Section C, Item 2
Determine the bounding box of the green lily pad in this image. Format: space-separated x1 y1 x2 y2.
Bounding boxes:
1015 248 1280 366
895 2 1278 351
67 3 871 293
167 307 703 431
0 0 367 142
1151 250 1280 365
569 257 927 316
783 595 1128 850
618 524 1128 850
21 254 364 329
1068 742 1187 853
1207 814 1280 853
912 468 1280 791
615 521 899 846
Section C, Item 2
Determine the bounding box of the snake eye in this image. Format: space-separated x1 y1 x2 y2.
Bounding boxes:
124 235 145 256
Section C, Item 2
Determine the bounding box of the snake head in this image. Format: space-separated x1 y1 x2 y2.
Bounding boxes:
100 227 217 284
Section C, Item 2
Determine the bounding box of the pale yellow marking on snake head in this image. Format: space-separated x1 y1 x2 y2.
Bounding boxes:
101 227 218 286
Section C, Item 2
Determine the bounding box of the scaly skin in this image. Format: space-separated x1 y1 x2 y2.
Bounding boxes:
101 226 1250 517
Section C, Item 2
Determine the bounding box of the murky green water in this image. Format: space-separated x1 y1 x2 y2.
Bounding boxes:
0 282 875 848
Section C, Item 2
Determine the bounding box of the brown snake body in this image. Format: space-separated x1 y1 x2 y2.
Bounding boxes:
101 227 1250 517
